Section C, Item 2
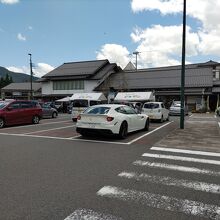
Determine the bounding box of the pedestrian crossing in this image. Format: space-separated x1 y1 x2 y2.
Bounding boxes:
65 147 220 220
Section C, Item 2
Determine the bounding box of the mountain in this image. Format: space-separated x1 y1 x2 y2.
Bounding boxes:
0 66 39 83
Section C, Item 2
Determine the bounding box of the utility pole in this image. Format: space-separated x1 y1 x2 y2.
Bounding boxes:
133 51 140 71
180 0 186 129
28 53 33 100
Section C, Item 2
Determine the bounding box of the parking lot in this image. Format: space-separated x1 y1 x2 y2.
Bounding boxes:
0 113 174 145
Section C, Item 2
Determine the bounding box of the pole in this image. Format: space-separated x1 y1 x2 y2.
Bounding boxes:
180 0 186 129
28 53 33 100
133 51 139 71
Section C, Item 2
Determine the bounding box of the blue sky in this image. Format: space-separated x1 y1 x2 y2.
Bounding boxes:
1 0 220 77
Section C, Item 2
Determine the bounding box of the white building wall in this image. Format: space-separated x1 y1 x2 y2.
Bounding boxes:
41 80 99 96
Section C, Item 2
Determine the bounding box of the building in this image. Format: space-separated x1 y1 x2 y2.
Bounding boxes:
39 59 122 101
95 61 220 111
1 82 41 100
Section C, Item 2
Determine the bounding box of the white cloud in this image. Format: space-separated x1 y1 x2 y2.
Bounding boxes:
0 0 19 4
130 0 220 63
96 44 130 68
28 26 33 30
131 0 182 15
7 63 54 78
17 33 26 41
131 24 200 67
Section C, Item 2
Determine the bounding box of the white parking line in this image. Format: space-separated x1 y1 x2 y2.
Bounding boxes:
64 208 123 220
70 138 130 145
127 122 173 144
133 160 220 176
0 122 172 145
142 153 220 165
97 186 220 219
150 147 220 157
23 125 75 134
0 120 72 131
118 171 220 194
0 132 74 140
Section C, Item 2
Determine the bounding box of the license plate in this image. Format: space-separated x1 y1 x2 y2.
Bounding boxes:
89 123 96 128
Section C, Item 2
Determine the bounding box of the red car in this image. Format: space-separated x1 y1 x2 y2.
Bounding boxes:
0 100 42 128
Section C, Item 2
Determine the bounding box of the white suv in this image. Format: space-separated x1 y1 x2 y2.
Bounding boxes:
142 102 169 122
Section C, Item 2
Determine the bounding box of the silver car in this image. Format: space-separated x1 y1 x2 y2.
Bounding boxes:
41 103 58 118
169 101 188 116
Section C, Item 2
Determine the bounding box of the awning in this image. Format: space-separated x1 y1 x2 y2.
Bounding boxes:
56 96 71 102
114 92 154 102
212 87 220 93
70 93 107 101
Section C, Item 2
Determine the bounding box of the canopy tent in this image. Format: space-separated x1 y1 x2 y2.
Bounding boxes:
56 96 71 102
70 92 107 101
114 92 155 102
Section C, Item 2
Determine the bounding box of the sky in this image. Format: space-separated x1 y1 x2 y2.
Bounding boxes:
0 0 220 77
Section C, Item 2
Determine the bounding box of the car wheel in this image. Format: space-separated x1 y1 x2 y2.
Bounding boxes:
52 112 57 118
32 115 40 124
118 121 128 139
0 118 5 128
160 115 164 123
143 119 149 131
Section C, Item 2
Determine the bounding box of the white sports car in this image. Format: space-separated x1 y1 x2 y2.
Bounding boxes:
76 104 149 139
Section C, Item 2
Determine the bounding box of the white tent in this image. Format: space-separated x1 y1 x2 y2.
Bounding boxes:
56 96 71 102
70 92 106 101
114 92 155 102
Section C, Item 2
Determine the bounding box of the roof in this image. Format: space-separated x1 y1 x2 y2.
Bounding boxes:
1 82 41 91
42 59 109 79
97 66 214 90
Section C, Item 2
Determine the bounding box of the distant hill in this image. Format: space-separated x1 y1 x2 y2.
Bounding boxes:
0 66 39 83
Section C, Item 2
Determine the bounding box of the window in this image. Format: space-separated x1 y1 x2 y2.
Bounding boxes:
21 102 32 108
144 103 159 109
53 80 84 90
9 102 20 109
90 100 100 106
72 99 88 107
84 106 110 115
122 106 137 114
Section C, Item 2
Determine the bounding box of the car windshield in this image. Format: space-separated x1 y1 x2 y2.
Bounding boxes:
72 99 88 107
172 102 181 107
0 103 7 109
144 103 159 109
84 106 110 115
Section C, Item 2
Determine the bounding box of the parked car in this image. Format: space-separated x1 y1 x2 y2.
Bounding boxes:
76 104 149 139
71 99 101 121
169 101 188 116
40 103 58 118
0 100 42 128
141 102 169 122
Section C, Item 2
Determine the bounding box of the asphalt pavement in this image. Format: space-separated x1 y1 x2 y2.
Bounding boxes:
0 113 220 220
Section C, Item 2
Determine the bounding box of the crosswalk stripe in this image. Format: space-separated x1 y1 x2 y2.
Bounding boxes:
142 153 220 165
133 160 220 176
64 208 123 220
150 147 220 157
118 171 220 194
97 186 220 219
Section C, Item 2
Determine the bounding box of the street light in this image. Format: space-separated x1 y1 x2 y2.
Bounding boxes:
28 53 33 100
180 0 186 129
133 51 140 71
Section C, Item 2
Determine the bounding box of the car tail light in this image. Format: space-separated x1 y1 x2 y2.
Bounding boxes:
106 116 114 122
77 115 81 120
